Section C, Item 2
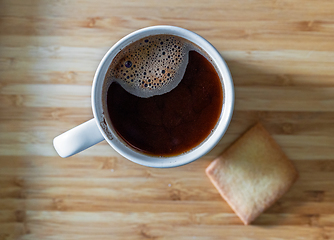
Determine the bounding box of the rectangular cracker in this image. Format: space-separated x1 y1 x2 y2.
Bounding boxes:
206 123 298 225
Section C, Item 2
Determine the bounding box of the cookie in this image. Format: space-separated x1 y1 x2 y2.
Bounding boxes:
206 123 298 225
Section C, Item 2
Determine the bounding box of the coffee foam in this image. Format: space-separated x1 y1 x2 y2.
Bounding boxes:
105 34 194 98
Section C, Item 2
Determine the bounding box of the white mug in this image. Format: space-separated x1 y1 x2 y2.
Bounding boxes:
53 26 234 168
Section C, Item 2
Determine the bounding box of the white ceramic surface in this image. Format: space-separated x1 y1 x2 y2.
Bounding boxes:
53 25 234 168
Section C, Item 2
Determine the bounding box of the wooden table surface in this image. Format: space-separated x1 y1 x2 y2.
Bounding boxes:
1 0 334 239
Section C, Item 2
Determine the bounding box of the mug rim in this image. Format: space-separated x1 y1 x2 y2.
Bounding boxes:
91 25 234 168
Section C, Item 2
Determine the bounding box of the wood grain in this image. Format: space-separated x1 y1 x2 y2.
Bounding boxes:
1 0 334 239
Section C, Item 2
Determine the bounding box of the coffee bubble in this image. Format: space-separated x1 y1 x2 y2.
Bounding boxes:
105 35 194 98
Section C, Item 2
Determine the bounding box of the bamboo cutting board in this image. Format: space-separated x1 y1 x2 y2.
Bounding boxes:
1 0 334 239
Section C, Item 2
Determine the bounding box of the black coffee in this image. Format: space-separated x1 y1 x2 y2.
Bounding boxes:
104 35 223 156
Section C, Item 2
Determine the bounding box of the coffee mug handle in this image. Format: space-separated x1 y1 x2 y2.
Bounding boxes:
53 118 105 158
